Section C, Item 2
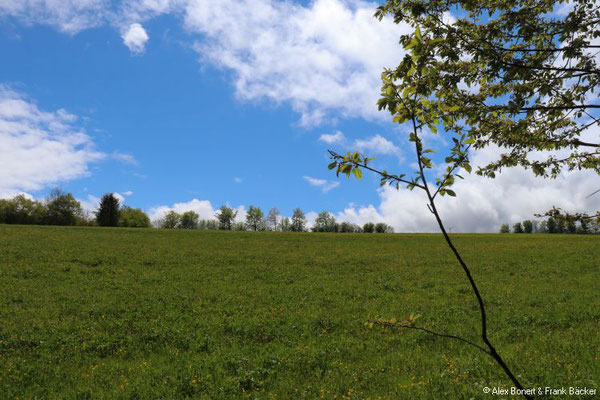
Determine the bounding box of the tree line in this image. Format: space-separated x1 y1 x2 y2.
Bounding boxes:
0 192 394 233
500 218 600 234
156 205 394 233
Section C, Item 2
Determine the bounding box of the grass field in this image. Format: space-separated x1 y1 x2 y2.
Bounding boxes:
0 225 599 399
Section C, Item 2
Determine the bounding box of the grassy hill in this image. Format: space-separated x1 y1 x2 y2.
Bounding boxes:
0 225 598 399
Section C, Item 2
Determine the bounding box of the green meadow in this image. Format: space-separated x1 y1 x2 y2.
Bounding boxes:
1 225 598 399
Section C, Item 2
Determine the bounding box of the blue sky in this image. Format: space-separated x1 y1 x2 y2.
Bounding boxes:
1 0 597 231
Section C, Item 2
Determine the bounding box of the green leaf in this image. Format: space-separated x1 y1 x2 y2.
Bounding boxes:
464 164 472 173
353 168 363 179
415 25 422 41
328 162 337 170
464 138 476 145
446 189 456 197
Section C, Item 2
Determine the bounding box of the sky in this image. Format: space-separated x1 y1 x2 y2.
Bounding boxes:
0 0 598 232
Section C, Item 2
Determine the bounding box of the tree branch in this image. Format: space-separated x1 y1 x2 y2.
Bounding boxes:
370 320 491 354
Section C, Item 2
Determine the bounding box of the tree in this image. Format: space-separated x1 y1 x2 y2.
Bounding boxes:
513 222 524 234
311 211 337 232
119 207 151 228
566 220 577 234
340 222 361 233
180 211 199 229
327 0 563 386
159 211 181 229
96 193 120 227
375 222 394 233
44 189 84 226
578 219 590 234
266 207 280 231
290 208 307 232
280 217 292 232
375 0 600 184
216 205 237 230
499 224 510 234
0 195 45 225
245 206 265 231
363 222 375 233
547 217 558 234
522 220 533 234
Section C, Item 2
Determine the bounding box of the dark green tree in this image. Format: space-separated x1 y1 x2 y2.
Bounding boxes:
180 211 199 229
95 193 121 227
513 222 524 234
311 211 337 232
362 222 375 233
44 189 84 226
499 224 510 234
0 195 45 225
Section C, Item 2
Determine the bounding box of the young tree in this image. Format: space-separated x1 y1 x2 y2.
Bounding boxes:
179 211 200 229
375 0 600 184
96 193 121 227
215 205 237 230
119 207 151 228
245 206 265 231
266 207 280 231
159 211 181 229
44 189 84 226
363 222 375 233
522 220 534 234
499 224 510 234
290 208 307 232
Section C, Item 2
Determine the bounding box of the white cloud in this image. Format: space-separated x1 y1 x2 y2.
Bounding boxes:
0 0 109 34
111 151 138 165
332 145 600 232
303 175 340 193
121 22 149 53
122 190 134 196
0 86 105 197
319 130 346 145
2 0 408 124
148 198 247 223
233 177 243 184
183 0 408 125
353 134 401 157
148 198 216 221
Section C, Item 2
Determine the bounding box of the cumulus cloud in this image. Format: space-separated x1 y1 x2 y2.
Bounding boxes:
121 22 149 53
353 134 401 158
319 131 346 145
148 198 247 223
2 0 407 123
183 0 408 125
332 145 600 232
303 175 340 193
0 86 105 197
